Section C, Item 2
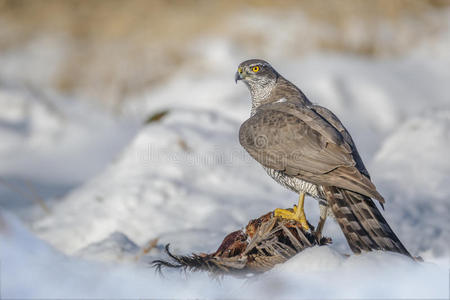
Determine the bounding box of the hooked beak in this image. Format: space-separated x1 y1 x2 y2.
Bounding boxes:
235 67 243 83
234 71 241 83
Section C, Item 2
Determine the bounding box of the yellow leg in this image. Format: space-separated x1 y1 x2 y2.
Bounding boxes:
274 192 310 231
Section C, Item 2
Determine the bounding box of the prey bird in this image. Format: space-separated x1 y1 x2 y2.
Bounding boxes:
236 59 410 256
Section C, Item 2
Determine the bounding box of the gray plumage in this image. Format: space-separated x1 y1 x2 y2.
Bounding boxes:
236 59 410 256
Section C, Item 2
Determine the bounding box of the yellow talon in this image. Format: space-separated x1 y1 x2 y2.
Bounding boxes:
274 192 310 231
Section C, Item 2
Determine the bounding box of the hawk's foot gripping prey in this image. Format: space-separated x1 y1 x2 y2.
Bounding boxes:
152 211 332 276
274 192 310 231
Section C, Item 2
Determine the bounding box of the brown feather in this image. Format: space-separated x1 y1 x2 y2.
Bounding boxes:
324 186 410 256
239 106 384 203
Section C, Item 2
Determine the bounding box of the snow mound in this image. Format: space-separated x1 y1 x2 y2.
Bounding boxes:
264 247 447 299
2 212 448 299
374 109 450 198
0 83 138 220
76 231 140 262
372 109 450 257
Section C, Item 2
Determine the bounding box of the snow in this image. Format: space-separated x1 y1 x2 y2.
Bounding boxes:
1 212 447 299
76 231 140 262
372 109 450 257
1 10 450 299
0 83 139 221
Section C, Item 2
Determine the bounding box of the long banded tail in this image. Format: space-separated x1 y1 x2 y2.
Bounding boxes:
324 186 411 257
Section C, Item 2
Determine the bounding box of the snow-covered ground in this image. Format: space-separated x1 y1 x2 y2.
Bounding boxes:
1 17 450 299
0 83 139 222
1 211 448 298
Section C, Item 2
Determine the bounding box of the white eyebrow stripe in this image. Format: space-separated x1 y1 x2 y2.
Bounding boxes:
276 97 287 103
249 63 267 67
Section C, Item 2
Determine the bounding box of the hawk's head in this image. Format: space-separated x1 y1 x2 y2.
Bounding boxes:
235 59 278 89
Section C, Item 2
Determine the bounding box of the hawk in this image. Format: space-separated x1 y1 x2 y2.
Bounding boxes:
236 59 410 256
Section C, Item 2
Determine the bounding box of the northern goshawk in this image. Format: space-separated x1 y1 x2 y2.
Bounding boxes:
236 59 410 256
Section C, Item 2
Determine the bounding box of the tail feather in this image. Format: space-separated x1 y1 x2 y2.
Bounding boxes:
324 186 411 256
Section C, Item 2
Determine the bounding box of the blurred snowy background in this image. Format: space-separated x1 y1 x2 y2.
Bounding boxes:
1 0 449 298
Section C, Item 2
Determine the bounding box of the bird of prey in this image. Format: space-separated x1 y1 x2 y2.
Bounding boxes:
236 59 410 256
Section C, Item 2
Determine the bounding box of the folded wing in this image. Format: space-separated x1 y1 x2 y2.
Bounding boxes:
239 102 384 202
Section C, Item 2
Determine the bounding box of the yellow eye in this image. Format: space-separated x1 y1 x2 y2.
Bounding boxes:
238 67 242 73
252 66 260 72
